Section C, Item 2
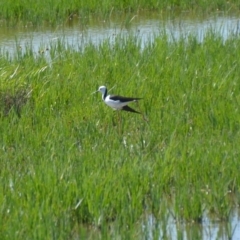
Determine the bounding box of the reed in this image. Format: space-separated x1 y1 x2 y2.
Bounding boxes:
0 31 240 239
0 0 239 26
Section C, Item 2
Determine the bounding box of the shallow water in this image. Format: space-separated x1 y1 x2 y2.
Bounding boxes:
0 11 240 56
144 209 240 240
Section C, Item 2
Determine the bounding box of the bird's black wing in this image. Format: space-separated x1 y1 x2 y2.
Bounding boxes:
109 95 142 102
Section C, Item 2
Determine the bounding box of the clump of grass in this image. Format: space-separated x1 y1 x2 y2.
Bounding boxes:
0 31 240 239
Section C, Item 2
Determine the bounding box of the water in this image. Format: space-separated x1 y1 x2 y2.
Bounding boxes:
0 12 240 56
143 209 240 239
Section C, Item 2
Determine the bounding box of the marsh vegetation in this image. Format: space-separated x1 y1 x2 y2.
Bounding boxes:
1 2 240 239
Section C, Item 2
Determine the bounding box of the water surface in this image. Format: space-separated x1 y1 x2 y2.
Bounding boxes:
0 11 240 56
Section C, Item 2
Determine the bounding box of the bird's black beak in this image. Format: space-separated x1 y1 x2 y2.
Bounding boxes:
91 90 98 95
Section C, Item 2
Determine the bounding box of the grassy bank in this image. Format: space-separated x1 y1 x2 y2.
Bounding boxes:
0 0 239 26
1 32 240 239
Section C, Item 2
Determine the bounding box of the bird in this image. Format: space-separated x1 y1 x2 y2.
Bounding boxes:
94 86 142 114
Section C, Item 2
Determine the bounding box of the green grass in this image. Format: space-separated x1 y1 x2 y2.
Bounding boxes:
1 32 240 239
0 0 239 26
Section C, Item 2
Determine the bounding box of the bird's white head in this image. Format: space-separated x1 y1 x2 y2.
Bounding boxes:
98 86 107 95
91 86 108 100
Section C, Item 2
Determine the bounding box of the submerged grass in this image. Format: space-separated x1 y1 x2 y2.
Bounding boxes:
0 0 239 26
1 32 240 239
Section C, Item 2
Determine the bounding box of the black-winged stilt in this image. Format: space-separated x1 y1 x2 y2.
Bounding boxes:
94 86 142 114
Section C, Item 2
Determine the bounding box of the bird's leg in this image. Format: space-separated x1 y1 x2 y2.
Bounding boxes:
118 111 120 133
142 114 149 122
136 101 149 122
117 111 123 134
112 111 117 126
112 115 116 126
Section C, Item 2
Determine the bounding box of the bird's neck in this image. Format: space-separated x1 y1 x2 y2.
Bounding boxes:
102 89 107 100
